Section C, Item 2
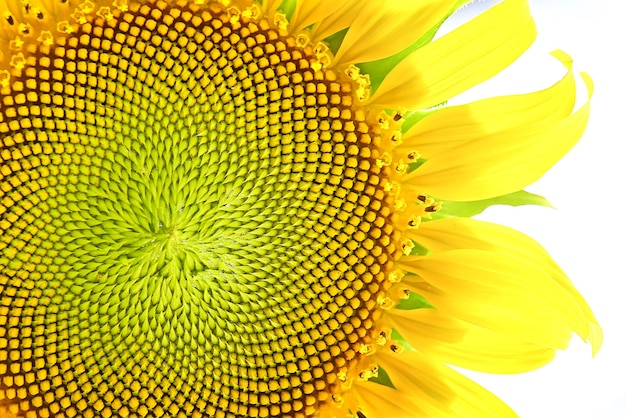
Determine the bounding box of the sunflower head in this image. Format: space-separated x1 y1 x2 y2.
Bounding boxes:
1 0 601 417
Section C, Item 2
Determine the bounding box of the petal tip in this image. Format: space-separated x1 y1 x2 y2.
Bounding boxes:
550 49 573 69
588 322 604 357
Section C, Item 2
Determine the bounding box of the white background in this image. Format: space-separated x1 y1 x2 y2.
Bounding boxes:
441 1 626 417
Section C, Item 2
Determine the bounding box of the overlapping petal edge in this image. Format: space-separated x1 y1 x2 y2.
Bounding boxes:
0 0 602 417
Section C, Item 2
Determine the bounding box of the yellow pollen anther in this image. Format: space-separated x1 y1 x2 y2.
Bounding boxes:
96 7 114 21
345 64 361 80
78 1 95 13
314 42 329 57
311 42 332 70
358 344 374 354
0 71 10 88
31 7 45 20
242 4 261 19
383 182 395 193
274 13 288 30
332 394 344 407
71 11 87 24
376 332 387 346
18 23 32 36
57 21 75 33
226 6 241 22
337 370 347 382
358 364 379 380
377 111 390 129
10 53 26 70
394 160 408 174
376 152 392 168
388 270 405 284
355 81 370 101
377 295 394 309
37 30 54 46
345 65 370 101
407 150 421 161
401 239 415 255
9 37 24 51
319 54 332 68
394 198 407 211
113 0 129 11
295 33 309 48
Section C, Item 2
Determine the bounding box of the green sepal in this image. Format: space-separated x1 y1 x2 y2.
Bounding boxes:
276 0 297 18
395 291 435 310
324 28 348 55
407 158 427 172
427 190 553 220
391 328 415 351
368 365 396 389
356 27 439 94
409 240 430 256
401 109 439 133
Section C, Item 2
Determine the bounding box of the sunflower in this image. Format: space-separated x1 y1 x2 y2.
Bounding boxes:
0 0 602 417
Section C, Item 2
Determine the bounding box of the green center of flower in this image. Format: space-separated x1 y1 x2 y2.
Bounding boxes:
0 1 401 416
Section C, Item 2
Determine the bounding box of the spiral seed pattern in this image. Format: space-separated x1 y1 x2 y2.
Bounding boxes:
0 1 402 417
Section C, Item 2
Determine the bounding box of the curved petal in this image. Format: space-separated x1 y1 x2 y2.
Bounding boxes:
353 381 431 417
389 308 557 374
290 0 356 34
397 51 577 159
407 217 602 354
404 72 593 201
369 0 536 109
261 0 283 14
398 249 591 349
308 0 365 42
373 350 518 417
332 0 457 66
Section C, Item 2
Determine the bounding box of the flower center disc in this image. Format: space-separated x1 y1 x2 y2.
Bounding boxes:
0 1 401 416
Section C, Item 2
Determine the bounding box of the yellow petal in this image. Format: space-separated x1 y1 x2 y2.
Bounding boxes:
290 0 355 34
408 217 602 354
261 0 283 14
404 72 593 201
332 0 457 65
353 381 430 418
309 0 365 42
398 249 589 349
374 350 518 417
397 51 576 159
369 0 536 109
389 308 557 374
